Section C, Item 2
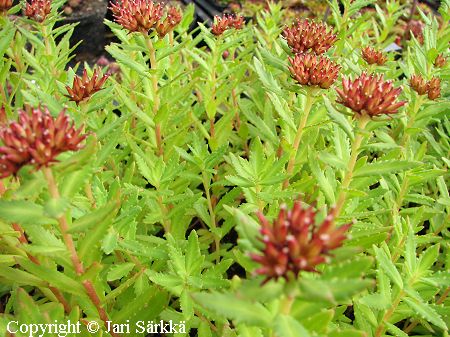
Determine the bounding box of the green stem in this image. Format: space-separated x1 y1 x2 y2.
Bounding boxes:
280 295 295 315
283 93 316 189
374 290 405 337
42 167 120 337
334 115 370 217
144 34 163 157
202 172 220 257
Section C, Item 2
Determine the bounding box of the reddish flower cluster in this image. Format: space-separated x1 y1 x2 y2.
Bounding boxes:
282 19 337 55
406 20 424 44
409 75 428 95
434 53 447 68
409 75 441 100
0 107 86 178
361 46 387 66
0 0 12 13
426 77 441 100
110 0 164 34
24 0 51 22
65 69 109 105
211 14 244 36
156 6 182 38
288 53 340 89
336 72 406 117
251 200 351 282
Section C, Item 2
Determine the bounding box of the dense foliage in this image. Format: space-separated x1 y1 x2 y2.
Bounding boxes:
0 0 449 336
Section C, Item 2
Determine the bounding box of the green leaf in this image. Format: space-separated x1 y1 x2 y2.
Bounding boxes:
0 200 57 226
186 231 203 275
17 257 85 296
0 267 47 287
298 278 373 304
107 263 135 281
43 198 70 218
353 161 421 178
77 195 121 264
373 245 403 288
193 291 272 327
70 198 120 233
60 165 93 198
418 244 440 275
253 57 283 96
403 296 447 330
324 96 354 141
274 314 311 337
328 329 365 337
300 309 334 333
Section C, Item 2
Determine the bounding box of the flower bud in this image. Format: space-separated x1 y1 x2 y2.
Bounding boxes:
250 200 351 282
336 72 406 117
409 74 428 95
288 53 340 89
434 53 447 68
361 46 387 65
427 77 441 100
282 19 337 55
24 0 51 22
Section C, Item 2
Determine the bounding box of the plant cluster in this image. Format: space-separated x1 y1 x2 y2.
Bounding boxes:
0 0 449 336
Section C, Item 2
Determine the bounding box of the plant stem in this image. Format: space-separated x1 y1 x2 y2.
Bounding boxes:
374 290 405 337
280 295 295 315
145 34 163 157
12 222 71 313
283 93 315 189
202 172 220 257
334 116 370 217
42 167 120 337
43 167 84 276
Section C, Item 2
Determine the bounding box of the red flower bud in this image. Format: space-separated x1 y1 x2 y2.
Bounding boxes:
434 53 446 68
409 74 428 95
24 0 51 22
361 46 387 65
65 68 109 105
336 72 406 117
250 200 352 282
0 0 12 13
110 0 163 34
211 14 244 36
282 19 337 55
427 77 441 100
156 6 182 38
0 107 86 178
288 53 340 89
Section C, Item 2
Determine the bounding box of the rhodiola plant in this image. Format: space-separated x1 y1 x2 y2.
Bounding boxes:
0 0 448 336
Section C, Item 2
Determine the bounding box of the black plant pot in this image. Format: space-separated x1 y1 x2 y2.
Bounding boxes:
181 0 226 24
59 0 108 59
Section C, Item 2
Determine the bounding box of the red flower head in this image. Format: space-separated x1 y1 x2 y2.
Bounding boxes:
65 68 109 105
361 46 387 66
409 74 428 96
406 19 424 44
24 0 51 22
0 107 86 178
0 0 13 13
427 77 441 100
156 6 182 38
250 200 351 282
336 72 406 117
110 0 163 34
282 19 337 55
288 53 340 89
434 53 447 68
211 14 244 36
